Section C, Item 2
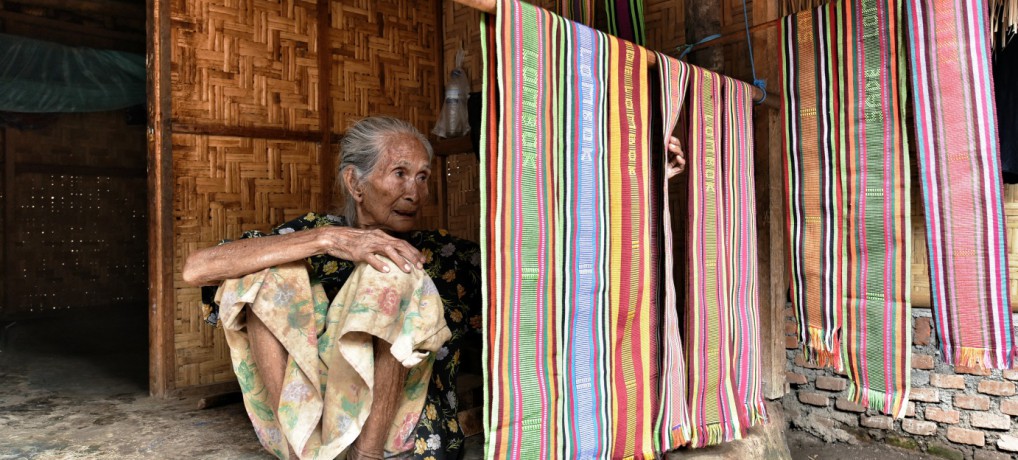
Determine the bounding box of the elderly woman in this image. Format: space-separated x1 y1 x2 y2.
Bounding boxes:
184 116 687 460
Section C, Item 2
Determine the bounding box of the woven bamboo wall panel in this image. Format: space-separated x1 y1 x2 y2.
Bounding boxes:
9 112 146 169
644 0 686 52
172 133 325 387
170 0 320 131
444 153 480 242
329 0 441 136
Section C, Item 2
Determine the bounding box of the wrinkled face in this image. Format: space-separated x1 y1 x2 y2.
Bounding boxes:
353 134 431 232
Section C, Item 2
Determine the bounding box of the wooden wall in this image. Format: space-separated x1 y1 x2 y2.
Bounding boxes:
153 0 445 395
0 0 147 320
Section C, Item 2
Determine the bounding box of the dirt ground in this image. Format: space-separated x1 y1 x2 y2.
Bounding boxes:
0 308 943 460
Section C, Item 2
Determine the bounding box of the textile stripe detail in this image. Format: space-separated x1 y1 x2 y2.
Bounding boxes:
838 0 912 419
654 52 692 451
905 0 1014 368
563 19 611 460
607 37 656 460
605 0 646 44
723 77 768 429
781 6 844 370
686 67 742 448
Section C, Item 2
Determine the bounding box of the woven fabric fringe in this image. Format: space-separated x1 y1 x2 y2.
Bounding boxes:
654 52 693 451
905 0 1015 370
780 5 844 371
685 67 743 448
723 77 768 429
781 0 912 419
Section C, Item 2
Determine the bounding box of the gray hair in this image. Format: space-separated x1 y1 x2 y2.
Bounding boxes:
338 116 433 226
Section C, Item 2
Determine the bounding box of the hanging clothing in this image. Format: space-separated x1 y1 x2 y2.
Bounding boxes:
906 0 1015 368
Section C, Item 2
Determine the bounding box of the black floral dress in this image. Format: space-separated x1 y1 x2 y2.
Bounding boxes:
202 212 482 460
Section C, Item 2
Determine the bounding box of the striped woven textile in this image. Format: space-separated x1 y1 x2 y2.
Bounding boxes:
607 36 657 460
905 0 1015 369
685 66 743 447
605 0 646 45
783 0 912 418
484 1 660 458
837 0 912 419
561 0 594 27
722 76 767 429
485 2 562 458
780 5 844 370
654 52 692 451
562 18 612 460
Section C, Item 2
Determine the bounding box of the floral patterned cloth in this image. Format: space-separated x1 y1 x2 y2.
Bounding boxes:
203 213 483 460
217 261 450 459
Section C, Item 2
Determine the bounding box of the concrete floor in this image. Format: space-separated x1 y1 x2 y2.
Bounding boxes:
0 306 925 460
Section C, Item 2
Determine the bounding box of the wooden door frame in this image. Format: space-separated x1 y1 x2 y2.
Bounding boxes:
147 0 174 398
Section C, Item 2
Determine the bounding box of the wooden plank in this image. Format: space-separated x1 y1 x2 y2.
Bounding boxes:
148 0 175 398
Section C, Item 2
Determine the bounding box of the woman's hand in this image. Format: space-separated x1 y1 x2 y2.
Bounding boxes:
315 227 425 274
667 136 686 179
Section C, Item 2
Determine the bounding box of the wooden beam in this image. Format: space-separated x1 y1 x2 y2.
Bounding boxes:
147 0 175 398
685 0 723 72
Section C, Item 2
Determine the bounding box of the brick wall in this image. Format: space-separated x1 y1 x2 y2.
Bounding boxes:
783 307 1018 460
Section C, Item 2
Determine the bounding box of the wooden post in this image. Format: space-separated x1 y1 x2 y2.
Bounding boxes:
684 0 723 72
318 0 334 210
752 0 789 401
147 0 175 398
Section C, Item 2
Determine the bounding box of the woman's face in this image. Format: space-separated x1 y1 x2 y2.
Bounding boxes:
355 134 431 232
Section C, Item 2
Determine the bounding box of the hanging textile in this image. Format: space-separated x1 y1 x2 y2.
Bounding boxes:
781 5 845 369
839 0 912 418
906 0 1014 368
723 77 767 428
605 0 646 45
562 0 595 28
562 17 613 460
685 67 743 447
781 0 912 418
607 36 658 460
485 2 563 458
654 52 692 451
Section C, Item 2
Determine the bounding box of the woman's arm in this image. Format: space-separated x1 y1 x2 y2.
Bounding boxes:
182 226 425 286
